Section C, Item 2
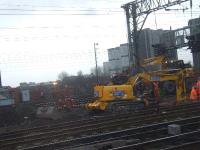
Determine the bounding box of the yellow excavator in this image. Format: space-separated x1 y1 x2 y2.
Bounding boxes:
85 55 196 112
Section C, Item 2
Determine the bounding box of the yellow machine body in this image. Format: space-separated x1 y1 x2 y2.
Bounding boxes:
86 85 136 111
86 55 196 111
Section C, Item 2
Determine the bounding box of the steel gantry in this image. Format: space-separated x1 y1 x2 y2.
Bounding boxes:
122 0 191 71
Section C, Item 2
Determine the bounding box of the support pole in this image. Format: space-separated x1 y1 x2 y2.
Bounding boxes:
94 43 99 84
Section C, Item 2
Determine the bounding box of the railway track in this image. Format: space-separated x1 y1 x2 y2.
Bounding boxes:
24 115 200 150
0 101 199 140
1 102 200 149
112 127 200 150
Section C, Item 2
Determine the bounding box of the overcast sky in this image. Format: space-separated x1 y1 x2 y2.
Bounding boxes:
0 0 199 86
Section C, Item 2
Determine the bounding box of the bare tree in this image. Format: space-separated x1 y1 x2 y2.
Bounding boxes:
58 71 68 81
57 69 110 100
77 70 83 77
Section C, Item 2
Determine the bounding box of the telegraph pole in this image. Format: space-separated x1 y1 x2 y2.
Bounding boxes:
94 43 99 84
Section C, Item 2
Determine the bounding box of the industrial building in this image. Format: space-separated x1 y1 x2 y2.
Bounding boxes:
189 17 200 71
103 43 129 74
103 28 178 75
104 17 200 75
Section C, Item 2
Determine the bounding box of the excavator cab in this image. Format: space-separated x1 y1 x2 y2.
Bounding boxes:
111 72 129 85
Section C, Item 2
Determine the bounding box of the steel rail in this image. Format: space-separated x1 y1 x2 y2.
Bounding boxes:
0 105 157 139
23 115 200 150
0 101 199 140
1 104 200 144
111 130 200 150
71 120 200 149
50 119 200 150
2 105 200 149
0 107 156 140
0 102 195 141
160 140 200 150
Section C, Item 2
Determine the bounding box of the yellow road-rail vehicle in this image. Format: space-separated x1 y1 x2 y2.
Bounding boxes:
86 56 196 112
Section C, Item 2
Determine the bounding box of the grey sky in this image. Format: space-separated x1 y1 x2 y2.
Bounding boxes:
0 0 199 86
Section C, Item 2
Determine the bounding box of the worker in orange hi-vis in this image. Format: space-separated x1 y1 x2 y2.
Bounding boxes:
153 81 160 113
197 77 200 100
153 81 160 101
190 86 198 101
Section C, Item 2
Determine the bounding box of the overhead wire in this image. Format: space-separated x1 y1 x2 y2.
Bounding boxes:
0 1 198 70
0 49 108 64
0 5 198 15
0 0 198 14
0 8 122 12
0 49 108 72
0 12 199 16
0 3 122 9
0 62 95 72
0 57 98 71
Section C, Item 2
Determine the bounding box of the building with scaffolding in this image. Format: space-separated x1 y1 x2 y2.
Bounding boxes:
103 28 177 75
188 18 200 71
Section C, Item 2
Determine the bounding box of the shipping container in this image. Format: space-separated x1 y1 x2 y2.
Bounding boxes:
0 99 15 106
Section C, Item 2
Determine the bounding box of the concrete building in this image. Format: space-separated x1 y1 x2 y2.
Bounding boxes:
137 29 162 59
103 43 129 75
138 28 178 60
188 18 200 71
104 28 177 75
